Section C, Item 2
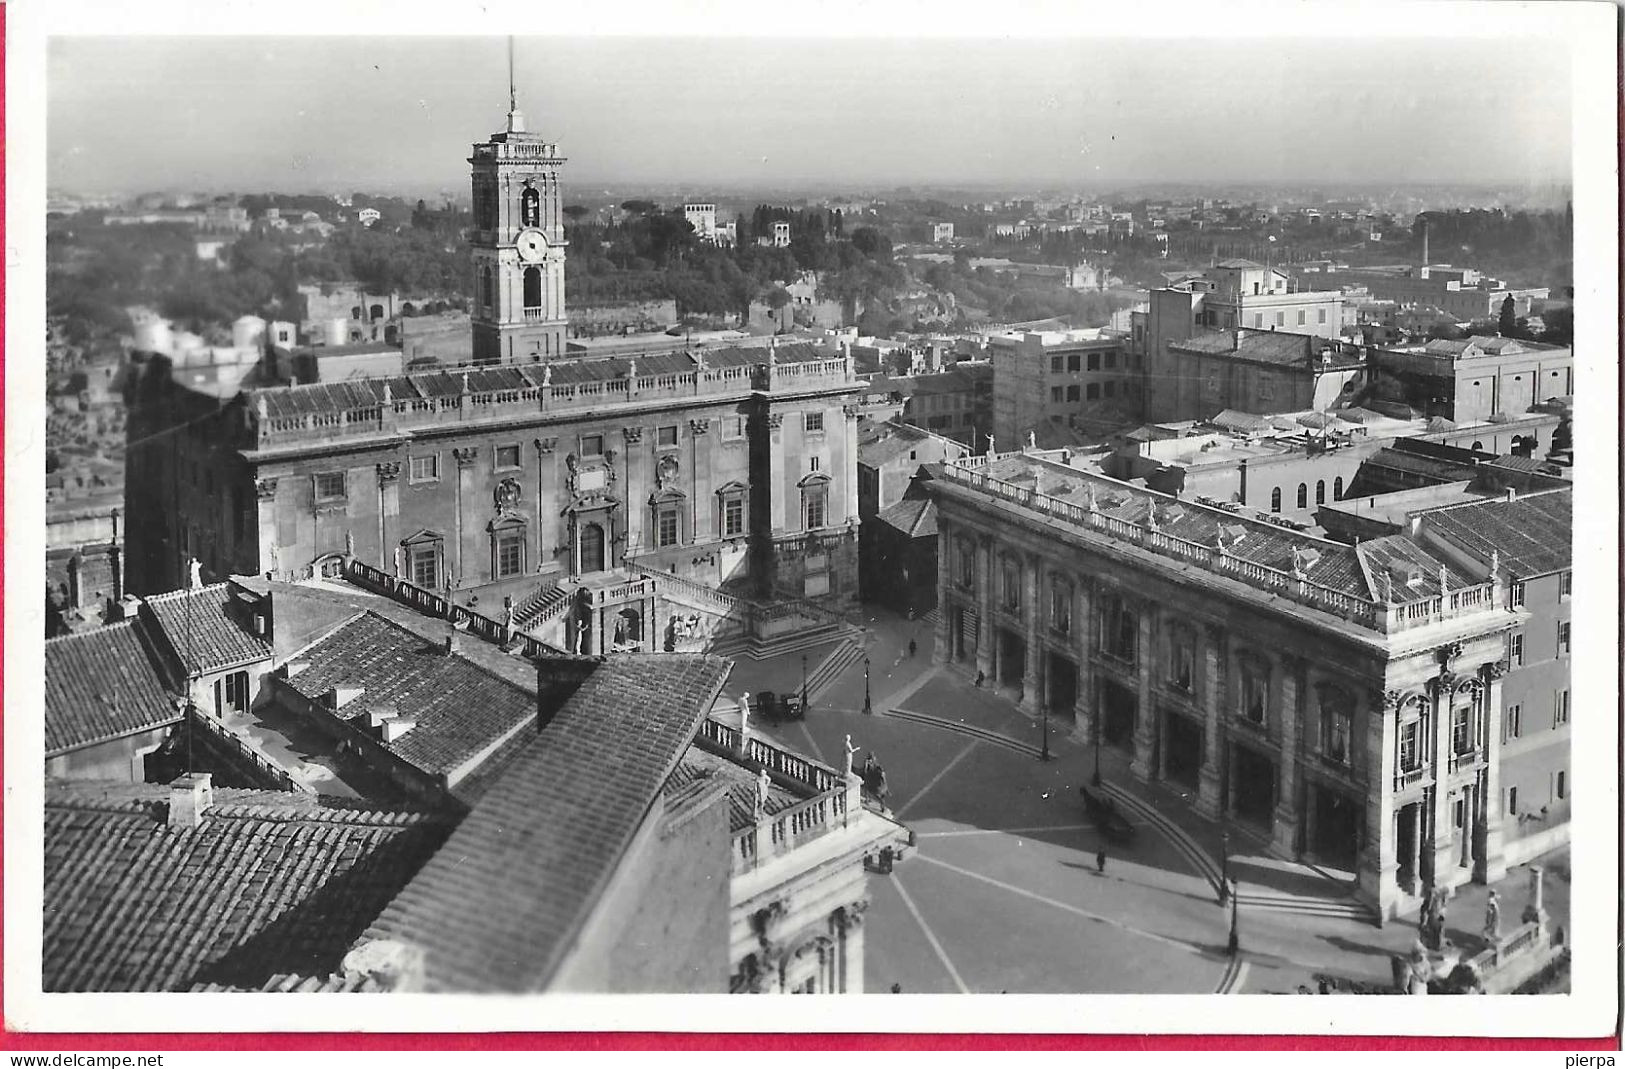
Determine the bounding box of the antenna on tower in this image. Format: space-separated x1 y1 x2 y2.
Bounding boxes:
506 36 526 134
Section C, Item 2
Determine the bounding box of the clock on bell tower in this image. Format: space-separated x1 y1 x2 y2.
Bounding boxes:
468 72 568 365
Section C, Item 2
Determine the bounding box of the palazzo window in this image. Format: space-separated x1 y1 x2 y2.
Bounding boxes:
1315 480 1326 505
409 454 439 483
1001 556 1022 611
1450 703 1474 755
804 411 824 434
315 471 347 502
804 489 828 530
1168 626 1194 692
723 495 745 537
1049 582 1072 635
1296 483 1308 509
1319 686 1353 765
405 537 443 590
1504 704 1522 742
493 528 526 579
657 425 679 449
1557 621 1570 658
495 444 521 470
657 507 681 548
1398 717 1422 772
1238 655 1269 724
1270 487 1282 513
957 538 975 589
580 434 604 457
722 416 745 440
1100 594 1137 663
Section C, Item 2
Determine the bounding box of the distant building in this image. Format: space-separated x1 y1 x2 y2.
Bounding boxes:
986 328 1137 447
357 207 382 227
1366 335 1572 426
931 222 955 244
857 419 967 613
684 203 737 246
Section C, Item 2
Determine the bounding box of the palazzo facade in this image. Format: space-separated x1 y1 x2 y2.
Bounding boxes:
929 451 1521 920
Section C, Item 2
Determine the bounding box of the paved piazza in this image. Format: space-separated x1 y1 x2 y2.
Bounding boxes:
744 606 1568 995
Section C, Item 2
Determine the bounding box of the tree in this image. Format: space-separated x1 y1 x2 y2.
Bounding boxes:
620 199 657 216
1498 294 1516 337
766 286 791 311
563 205 591 222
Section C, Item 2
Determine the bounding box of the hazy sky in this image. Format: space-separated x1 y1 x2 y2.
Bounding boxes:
47 35 1573 195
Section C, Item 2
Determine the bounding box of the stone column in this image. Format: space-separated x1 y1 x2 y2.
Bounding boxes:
534 438 557 573
1273 653 1302 856
837 901 868 994
1021 553 1042 715
1476 664 1508 884
254 477 280 578
1129 601 1157 782
376 462 400 571
1408 801 1424 895
842 404 862 526
1072 576 1096 744
1194 622 1226 819
452 447 479 589
975 535 994 680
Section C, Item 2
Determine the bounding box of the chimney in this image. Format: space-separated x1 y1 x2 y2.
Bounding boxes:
166 772 214 827
1505 486 1517 502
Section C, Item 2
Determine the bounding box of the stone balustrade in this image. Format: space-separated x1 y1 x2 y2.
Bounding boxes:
941 460 1500 636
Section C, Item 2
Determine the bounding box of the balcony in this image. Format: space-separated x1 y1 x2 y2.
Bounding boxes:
1447 746 1483 775
523 306 547 322
1392 765 1428 793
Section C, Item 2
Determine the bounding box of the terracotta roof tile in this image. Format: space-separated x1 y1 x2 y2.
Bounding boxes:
45 620 181 756
281 612 537 778
362 653 730 992
1420 489 1571 579
44 781 449 992
144 583 272 675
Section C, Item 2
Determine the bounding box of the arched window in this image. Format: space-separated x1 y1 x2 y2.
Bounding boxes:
1333 476 1344 499
1315 480 1326 505
369 304 384 322
521 186 541 228
479 266 494 311
1296 483 1308 509
523 266 543 310
1471 440 1483 451
1270 487 1282 513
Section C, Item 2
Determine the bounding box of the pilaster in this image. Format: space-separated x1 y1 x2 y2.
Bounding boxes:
1426 668 1457 892
534 438 557 572
1020 553 1041 714
452 447 478 587
974 535 994 680
1476 663 1508 884
254 477 280 579
376 462 400 572
1129 601 1157 781
1272 653 1302 857
1368 688 1402 919
1194 622 1225 819
933 519 951 664
1072 576 1096 744
766 413 786 533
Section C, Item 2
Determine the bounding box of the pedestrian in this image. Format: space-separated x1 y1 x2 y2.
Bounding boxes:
907 638 917 658
890 983 902 994
975 669 985 687
1096 849 1107 874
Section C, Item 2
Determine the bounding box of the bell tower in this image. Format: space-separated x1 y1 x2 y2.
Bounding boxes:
469 42 567 365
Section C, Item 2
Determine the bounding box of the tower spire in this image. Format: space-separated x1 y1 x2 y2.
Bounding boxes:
506 36 526 134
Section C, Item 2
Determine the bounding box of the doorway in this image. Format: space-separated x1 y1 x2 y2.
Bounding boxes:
578 522 605 574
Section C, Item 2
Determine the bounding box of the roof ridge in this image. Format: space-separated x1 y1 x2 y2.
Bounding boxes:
146 582 231 603
45 619 137 645
46 791 447 827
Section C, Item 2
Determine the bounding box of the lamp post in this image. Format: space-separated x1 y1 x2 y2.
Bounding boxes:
801 653 809 716
1219 830 1231 905
1091 703 1102 786
1227 880 1240 956
1040 698 1052 762
863 656 873 715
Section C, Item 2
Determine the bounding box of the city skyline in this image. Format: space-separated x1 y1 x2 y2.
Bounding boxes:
48 35 1573 195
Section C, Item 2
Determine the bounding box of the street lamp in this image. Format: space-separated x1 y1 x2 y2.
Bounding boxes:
1091 703 1102 786
1219 831 1231 905
863 656 873 715
1040 698 1051 762
801 653 809 715
1227 880 1240 956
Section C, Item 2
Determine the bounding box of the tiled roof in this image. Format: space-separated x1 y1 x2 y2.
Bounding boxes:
44 781 449 992
280 612 537 779
144 583 272 675
860 420 935 466
45 620 180 756
1420 489 1571 579
361 653 731 993
1214 258 1265 270
1354 536 1474 602
875 496 938 539
666 744 804 834
1173 329 1313 367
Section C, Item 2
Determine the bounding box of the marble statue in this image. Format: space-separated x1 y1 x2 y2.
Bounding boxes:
1483 890 1501 943
844 733 857 777
737 692 752 738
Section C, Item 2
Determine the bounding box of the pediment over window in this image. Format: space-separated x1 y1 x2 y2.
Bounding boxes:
649 486 688 505
715 480 749 496
797 471 832 489
487 514 527 534
400 529 444 547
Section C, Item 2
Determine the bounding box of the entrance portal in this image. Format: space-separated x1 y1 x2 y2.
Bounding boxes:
1099 678 1137 750
1045 652 1077 721
578 522 605 574
1231 744 1276 826
997 628 1026 688
1312 783 1361 871
1164 712 1203 789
